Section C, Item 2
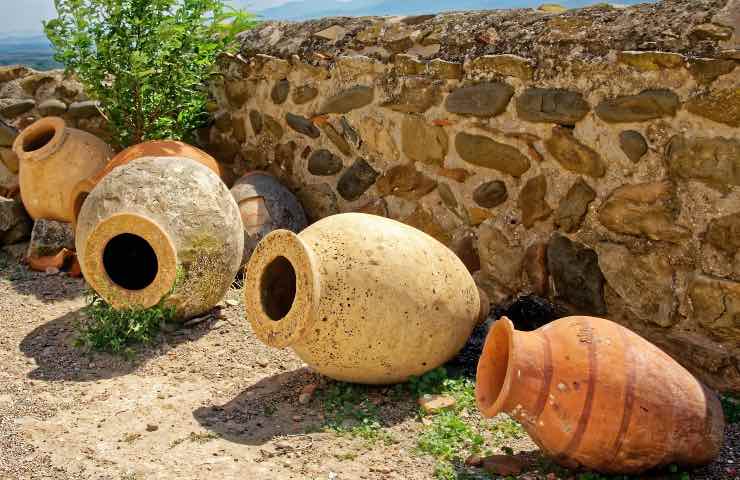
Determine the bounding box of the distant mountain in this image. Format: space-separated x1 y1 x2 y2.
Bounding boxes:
0 34 61 71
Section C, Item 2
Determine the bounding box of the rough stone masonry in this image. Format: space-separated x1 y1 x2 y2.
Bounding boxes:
205 0 740 393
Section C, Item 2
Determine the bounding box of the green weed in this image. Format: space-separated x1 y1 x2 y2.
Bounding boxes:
320 382 394 445
74 292 175 355
721 394 739 424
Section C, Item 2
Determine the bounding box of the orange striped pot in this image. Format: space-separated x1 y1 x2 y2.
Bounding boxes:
476 316 724 474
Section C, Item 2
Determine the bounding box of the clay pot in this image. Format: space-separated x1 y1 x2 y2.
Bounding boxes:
71 140 220 225
244 213 489 384
230 171 308 266
476 316 725 474
76 156 243 320
13 117 112 222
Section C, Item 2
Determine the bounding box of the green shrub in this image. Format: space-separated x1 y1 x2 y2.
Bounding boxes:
75 292 175 355
45 0 257 148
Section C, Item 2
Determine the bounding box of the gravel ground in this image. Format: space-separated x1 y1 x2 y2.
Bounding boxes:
0 253 737 480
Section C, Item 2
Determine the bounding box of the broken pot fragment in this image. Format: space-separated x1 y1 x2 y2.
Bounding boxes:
476 316 724 474
244 213 489 384
75 156 244 320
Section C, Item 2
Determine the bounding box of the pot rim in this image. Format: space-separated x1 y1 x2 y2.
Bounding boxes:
12 116 67 161
476 316 516 418
243 229 320 349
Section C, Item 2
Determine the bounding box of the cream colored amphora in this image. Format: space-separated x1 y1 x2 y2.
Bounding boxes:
245 213 489 384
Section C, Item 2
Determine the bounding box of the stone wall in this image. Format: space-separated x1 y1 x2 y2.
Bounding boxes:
207 0 740 392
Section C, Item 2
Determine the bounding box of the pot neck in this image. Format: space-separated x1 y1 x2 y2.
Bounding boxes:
14 117 68 162
243 229 321 349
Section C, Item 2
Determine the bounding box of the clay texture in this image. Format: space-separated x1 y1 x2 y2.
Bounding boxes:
244 213 485 384
76 156 244 320
476 316 725 474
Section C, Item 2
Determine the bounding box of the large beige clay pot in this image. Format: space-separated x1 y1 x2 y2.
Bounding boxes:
70 140 221 225
244 213 489 384
13 117 112 222
76 156 244 320
476 316 725 474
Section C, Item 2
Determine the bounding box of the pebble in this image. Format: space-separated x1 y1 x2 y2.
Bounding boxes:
146 424 159 432
45 267 59 275
418 394 456 414
299 383 318 404
481 455 527 476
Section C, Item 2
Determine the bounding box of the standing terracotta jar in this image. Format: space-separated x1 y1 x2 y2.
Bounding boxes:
13 117 112 222
244 213 490 384
71 140 220 225
231 171 308 266
476 316 725 474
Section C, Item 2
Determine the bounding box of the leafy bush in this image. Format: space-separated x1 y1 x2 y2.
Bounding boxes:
75 292 175 355
45 0 257 148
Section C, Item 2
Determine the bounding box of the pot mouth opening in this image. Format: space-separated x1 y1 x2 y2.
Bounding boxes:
244 229 318 348
83 213 177 310
476 317 515 418
15 117 65 158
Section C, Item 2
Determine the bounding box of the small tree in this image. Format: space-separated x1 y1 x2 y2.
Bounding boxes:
45 0 256 148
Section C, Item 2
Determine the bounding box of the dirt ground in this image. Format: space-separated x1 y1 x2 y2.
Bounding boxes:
0 254 737 480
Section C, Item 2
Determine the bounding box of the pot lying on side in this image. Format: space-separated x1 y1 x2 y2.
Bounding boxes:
76 156 243 320
244 213 490 384
13 117 112 222
71 140 221 226
476 316 725 474
230 171 307 266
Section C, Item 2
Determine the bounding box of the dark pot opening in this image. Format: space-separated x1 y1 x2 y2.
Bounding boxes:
103 233 159 291
260 255 297 321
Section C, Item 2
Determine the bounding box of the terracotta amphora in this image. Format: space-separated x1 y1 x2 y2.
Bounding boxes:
13 117 112 222
476 316 725 474
230 171 308 266
244 213 490 384
76 156 243 320
71 140 220 225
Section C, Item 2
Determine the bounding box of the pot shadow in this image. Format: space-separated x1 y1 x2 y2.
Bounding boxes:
193 367 417 446
19 307 214 382
1 262 87 303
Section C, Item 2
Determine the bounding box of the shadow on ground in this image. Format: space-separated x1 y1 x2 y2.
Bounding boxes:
19 308 214 382
1 263 87 303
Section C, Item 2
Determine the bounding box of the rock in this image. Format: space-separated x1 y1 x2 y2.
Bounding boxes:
688 58 737 84
381 77 441 114
619 130 648 163
467 206 492 226
554 178 596 233
292 85 319 104
394 54 426 75
224 79 250 107
481 455 527 476
427 59 463 80
690 23 734 41
146 424 159 432
299 383 318 404
0 196 31 246
547 233 606 315
0 120 18 148
449 229 480 273
401 206 449 245
544 126 605 178
26 219 75 258
516 88 589 125
599 181 689 242
456 133 529 177
468 54 534 80
437 183 459 213
465 455 484 467
214 111 232 132
296 183 339 222
285 113 320 138
232 115 247 143
401 116 448 165
0 65 30 83
705 213 740 253
519 175 552 228
617 51 685 71
685 88 740 128
477 222 524 302
375 164 436 200
68 100 101 119
538 4 567 13
337 159 379 201
321 122 352 156
357 117 399 161
666 135 740 188
249 110 263 135
356 198 388 217
595 90 680 123
319 86 374 114
445 82 514 117
264 114 284 140
273 141 296 176
313 25 348 42
418 394 456 414
38 99 67 117
473 181 508 209
308 149 343 176
597 244 677 327
0 148 19 175
688 275 740 342
271 79 290 105
524 242 549 296
1 99 35 118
